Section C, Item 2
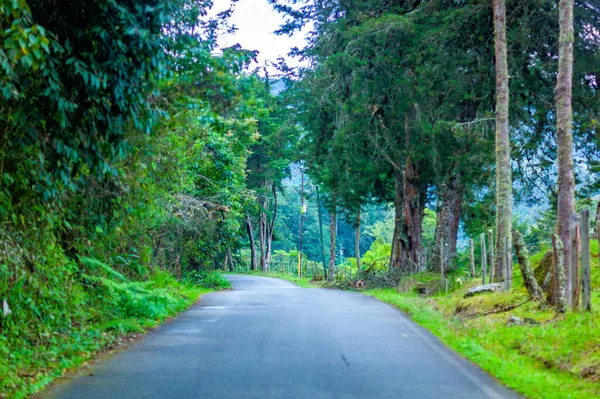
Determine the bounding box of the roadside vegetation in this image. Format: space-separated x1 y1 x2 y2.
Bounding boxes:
366 243 600 399
0 271 227 398
1 1 256 397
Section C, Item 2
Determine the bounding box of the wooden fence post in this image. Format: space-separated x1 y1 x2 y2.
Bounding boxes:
481 233 487 285
440 236 446 293
488 230 495 284
581 209 591 312
503 237 511 291
469 239 476 278
570 213 581 309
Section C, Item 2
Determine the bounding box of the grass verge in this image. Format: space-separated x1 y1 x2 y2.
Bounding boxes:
365 250 600 399
0 271 228 399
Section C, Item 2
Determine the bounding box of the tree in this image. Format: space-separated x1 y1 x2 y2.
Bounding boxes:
555 0 575 293
493 0 513 284
245 75 297 272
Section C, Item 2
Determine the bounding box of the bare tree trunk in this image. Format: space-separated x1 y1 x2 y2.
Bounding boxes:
434 175 463 272
493 0 513 282
246 215 258 271
355 208 361 275
555 0 575 289
328 196 337 282
514 231 544 299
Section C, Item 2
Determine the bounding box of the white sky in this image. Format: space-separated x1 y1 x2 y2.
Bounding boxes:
212 0 308 74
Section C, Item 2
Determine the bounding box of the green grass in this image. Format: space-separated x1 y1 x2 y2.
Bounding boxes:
0 271 223 399
365 241 600 399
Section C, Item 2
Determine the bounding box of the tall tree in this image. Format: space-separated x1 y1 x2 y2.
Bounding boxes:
493 0 513 283
555 0 575 290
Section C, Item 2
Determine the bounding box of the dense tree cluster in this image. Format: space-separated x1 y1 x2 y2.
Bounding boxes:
271 0 600 281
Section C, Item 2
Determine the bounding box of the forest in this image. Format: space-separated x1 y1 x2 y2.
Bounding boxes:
1 0 599 398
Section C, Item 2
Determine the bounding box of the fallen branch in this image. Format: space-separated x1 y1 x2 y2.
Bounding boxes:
466 298 532 319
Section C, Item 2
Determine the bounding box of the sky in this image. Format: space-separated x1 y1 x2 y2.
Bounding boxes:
212 0 308 74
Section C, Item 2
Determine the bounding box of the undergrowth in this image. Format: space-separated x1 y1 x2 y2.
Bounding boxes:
0 261 227 398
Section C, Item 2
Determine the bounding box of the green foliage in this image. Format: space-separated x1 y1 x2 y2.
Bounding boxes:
185 270 231 290
0 1 263 396
0 267 214 397
361 239 391 272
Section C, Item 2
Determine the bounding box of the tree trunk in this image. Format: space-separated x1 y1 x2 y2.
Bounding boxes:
555 0 575 289
355 208 361 275
246 215 258 271
488 230 495 283
553 234 567 313
259 203 267 272
493 0 513 282
265 184 277 271
593 201 600 239
328 200 337 282
299 173 305 276
513 231 544 300
227 248 234 272
481 233 487 284
316 185 328 277
433 174 464 272
404 157 425 271
390 169 409 270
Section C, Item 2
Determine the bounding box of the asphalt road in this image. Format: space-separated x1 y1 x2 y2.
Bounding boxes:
42 275 519 399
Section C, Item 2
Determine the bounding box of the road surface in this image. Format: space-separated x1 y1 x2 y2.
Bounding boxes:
43 275 519 398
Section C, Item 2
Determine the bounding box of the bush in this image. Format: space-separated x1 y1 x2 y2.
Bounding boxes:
185 270 231 290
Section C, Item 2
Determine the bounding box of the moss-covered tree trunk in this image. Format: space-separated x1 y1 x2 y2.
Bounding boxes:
514 231 544 300
553 234 567 313
493 0 513 282
555 0 576 292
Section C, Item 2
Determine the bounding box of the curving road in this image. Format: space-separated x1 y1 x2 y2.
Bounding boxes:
42 275 519 399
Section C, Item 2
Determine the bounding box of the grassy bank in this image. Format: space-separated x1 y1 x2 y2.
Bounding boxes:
0 271 229 399
366 243 600 399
